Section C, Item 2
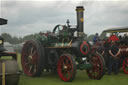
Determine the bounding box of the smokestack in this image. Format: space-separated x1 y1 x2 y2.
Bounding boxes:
76 6 84 33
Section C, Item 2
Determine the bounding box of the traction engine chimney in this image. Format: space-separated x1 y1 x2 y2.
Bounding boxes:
76 6 84 36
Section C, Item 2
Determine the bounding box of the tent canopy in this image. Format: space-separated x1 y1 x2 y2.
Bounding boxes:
0 18 8 25
103 27 128 33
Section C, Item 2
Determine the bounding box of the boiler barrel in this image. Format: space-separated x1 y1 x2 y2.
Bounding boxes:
0 59 20 85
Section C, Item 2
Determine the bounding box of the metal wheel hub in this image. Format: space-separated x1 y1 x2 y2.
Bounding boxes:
64 65 68 69
26 54 36 64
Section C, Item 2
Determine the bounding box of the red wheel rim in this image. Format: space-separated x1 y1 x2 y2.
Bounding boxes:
87 54 103 79
80 41 90 55
21 41 39 76
122 58 128 74
57 55 74 81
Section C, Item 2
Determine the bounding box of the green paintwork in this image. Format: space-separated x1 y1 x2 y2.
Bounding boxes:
77 64 92 70
76 57 93 70
36 34 58 45
50 43 70 47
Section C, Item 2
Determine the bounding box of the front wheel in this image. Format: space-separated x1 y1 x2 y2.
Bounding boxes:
122 57 128 74
87 52 105 80
57 53 76 82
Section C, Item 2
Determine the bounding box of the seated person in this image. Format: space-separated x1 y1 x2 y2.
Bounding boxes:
123 34 128 45
119 34 128 45
124 34 128 39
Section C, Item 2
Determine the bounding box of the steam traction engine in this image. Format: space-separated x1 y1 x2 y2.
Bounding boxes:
21 6 105 82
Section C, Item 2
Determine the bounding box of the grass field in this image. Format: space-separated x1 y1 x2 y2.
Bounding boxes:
16 53 128 85
3 53 128 85
19 70 128 85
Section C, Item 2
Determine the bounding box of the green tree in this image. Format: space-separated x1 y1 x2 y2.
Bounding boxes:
1 33 12 43
87 34 95 41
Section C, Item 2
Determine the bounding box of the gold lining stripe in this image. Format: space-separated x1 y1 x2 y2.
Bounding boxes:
76 8 84 12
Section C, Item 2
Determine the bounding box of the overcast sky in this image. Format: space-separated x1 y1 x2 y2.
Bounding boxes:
0 0 128 37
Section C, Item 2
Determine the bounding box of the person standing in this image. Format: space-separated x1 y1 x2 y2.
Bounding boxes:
108 41 120 75
97 42 105 55
93 33 100 45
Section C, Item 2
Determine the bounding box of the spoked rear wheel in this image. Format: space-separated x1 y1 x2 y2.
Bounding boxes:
21 40 45 77
122 57 128 74
87 52 105 80
57 53 76 82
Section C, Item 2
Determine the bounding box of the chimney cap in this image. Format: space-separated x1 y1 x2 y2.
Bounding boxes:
76 6 84 9
76 6 84 12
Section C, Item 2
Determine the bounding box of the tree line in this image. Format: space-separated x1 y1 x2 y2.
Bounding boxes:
1 33 38 44
1 32 95 44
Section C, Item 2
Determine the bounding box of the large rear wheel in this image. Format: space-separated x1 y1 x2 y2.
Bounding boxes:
57 53 76 82
87 52 105 80
21 40 45 77
122 57 128 74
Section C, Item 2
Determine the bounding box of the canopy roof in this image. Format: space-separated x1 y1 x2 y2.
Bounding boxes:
103 27 128 33
100 27 128 39
0 18 8 25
